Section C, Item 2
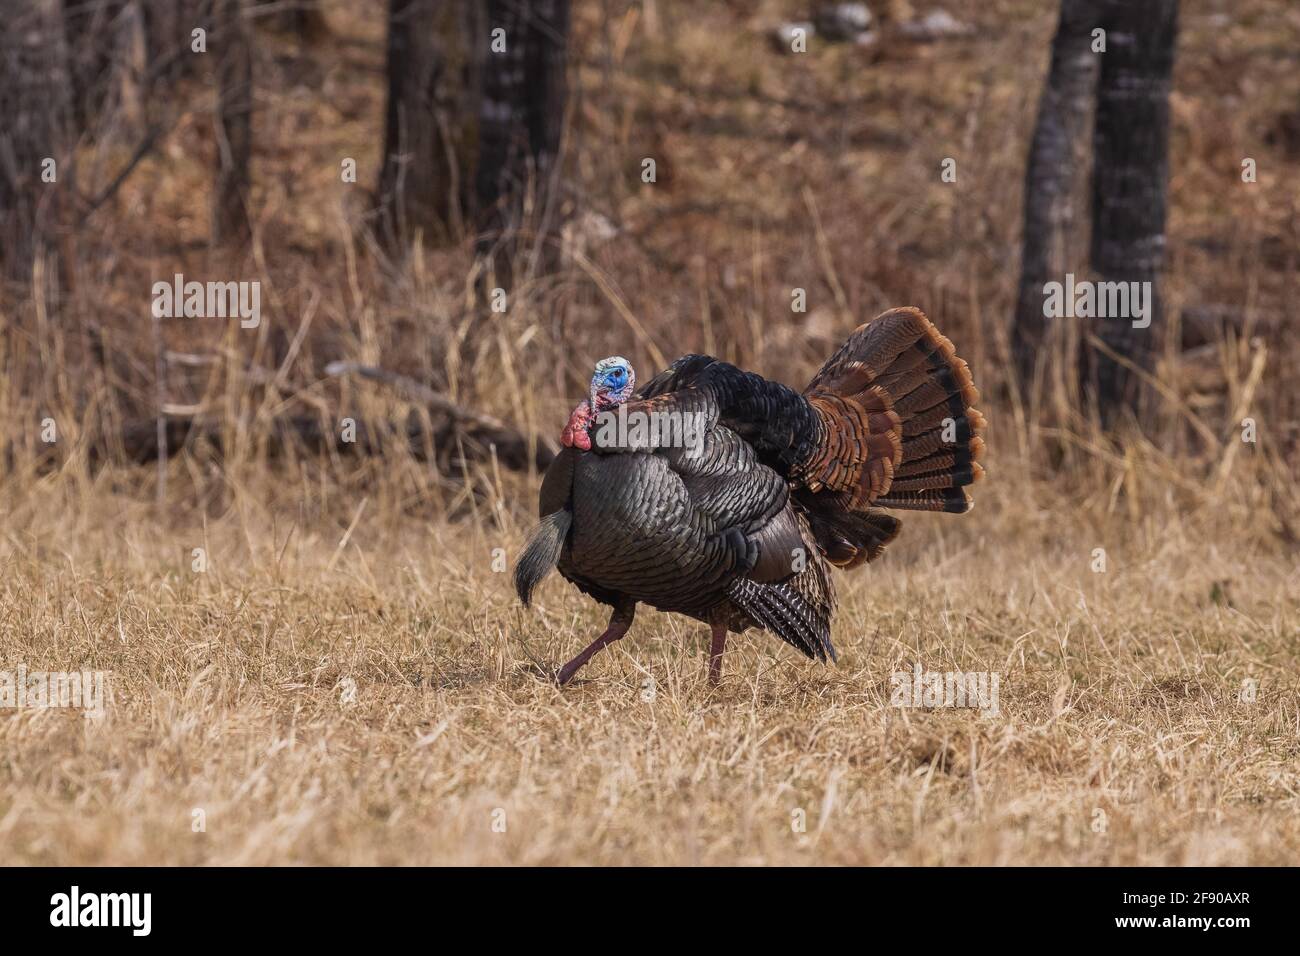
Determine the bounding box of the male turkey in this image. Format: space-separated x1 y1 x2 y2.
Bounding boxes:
515 307 986 685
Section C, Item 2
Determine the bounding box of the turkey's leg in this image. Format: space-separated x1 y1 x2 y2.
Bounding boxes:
708 620 728 686
557 600 635 685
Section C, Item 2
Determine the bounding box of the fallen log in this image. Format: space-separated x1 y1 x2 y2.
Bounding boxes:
322 361 557 470
1180 305 1286 348
100 407 554 475
17 365 555 478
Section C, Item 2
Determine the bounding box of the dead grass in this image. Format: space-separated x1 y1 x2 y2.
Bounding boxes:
0 461 1295 865
0 0 1298 864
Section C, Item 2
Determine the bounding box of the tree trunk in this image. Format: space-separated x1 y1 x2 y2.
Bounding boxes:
0 0 73 284
475 0 570 270
1011 0 1100 399
116 1 149 134
378 0 455 246
212 0 252 247
1085 0 1179 422
62 0 126 130
143 0 191 84
269 2 330 40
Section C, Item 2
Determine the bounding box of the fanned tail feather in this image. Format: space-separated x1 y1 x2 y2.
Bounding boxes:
801 307 986 515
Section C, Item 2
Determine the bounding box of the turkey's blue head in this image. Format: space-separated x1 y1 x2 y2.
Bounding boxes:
590 356 635 410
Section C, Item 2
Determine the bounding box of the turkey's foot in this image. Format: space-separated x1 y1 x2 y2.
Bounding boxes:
556 600 636 685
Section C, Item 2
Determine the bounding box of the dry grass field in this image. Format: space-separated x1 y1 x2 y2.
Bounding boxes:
0 451 1296 865
0 0 1298 865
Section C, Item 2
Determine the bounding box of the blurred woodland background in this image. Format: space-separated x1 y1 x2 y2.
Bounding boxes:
0 0 1295 526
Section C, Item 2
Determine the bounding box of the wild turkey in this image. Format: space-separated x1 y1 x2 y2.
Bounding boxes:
515 307 986 685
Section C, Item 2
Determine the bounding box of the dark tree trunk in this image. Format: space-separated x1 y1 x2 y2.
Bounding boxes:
61 0 126 129
475 0 570 269
212 0 252 247
1084 0 1179 422
378 0 453 245
0 0 73 284
269 2 330 40
115 1 149 133
143 0 196 84
1012 0 1100 397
